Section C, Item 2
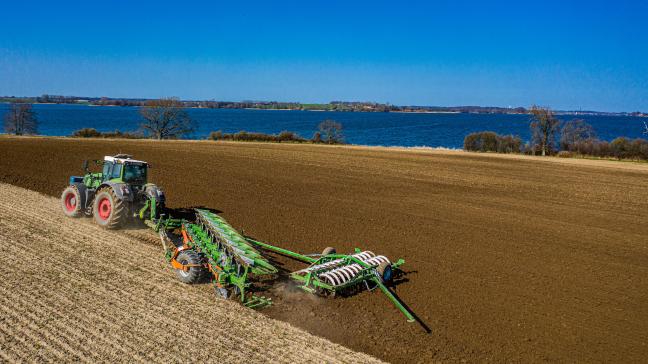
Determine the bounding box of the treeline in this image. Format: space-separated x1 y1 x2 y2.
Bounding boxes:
95 99 400 112
464 106 648 161
463 132 522 153
206 120 345 144
401 105 528 114
0 95 399 112
558 137 648 160
209 130 307 143
71 128 143 139
0 96 530 113
3 95 647 116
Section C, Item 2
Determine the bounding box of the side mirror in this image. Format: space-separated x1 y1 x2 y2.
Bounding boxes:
82 160 89 171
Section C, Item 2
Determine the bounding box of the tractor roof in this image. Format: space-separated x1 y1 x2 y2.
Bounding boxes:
104 155 148 165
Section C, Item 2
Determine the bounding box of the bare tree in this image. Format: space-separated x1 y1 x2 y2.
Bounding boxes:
4 102 38 135
317 119 344 144
560 119 596 152
139 98 194 139
643 121 648 135
530 105 560 156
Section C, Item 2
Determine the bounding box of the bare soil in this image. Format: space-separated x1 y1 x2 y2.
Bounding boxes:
1 136 648 363
0 182 380 363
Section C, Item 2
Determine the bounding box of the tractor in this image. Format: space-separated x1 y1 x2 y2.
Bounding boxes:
60 154 166 229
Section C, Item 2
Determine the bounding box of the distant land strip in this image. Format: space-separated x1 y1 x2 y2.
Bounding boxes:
0 95 645 117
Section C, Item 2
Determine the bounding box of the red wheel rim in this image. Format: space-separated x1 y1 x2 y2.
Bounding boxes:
98 197 111 220
64 192 76 212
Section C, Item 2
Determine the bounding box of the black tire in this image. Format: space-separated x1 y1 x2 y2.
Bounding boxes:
92 188 129 229
322 247 336 256
144 184 165 216
174 250 206 284
377 261 393 283
61 185 84 218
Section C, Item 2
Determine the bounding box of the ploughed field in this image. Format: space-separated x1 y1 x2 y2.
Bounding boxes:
1 136 648 363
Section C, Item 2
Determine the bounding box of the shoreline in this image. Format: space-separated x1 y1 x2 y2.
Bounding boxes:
3 101 645 117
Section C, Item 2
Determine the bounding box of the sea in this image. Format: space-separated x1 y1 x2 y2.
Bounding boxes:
1 103 645 149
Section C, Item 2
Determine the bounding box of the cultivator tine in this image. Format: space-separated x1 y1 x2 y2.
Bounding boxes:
244 295 272 309
158 229 171 254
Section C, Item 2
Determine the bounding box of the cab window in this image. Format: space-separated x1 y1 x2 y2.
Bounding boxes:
111 163 123 179
102 161 113 181
123 163 147 184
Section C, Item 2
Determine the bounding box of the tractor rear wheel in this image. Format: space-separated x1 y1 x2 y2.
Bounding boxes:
174 250 206 284
92 188 128 229
61 185 83 218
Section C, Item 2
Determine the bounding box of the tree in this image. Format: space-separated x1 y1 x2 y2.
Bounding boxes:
4 102 38 135
560 119 596 152
643 121 648 135
139 98 194 139
463 131 521 153
317 119 344 144
529 105 560 156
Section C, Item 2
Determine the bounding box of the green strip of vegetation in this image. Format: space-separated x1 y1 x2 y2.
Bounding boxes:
72 128 144 139
463 106 648 161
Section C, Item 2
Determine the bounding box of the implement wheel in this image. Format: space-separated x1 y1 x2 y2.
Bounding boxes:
92 188 128 229
322 247 336 256
61 185 83 218
174 250 206 284
377 261 393 283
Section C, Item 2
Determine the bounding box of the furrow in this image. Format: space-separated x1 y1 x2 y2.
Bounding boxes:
0 304 68 362
0 284 127 362
0 292 95 363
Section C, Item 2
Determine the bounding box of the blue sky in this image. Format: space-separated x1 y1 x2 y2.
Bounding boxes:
0 0 646 111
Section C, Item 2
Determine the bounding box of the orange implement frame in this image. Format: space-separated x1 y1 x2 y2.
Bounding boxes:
166 228 207 272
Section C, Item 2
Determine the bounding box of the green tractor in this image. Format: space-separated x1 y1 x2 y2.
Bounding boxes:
60 154 166 229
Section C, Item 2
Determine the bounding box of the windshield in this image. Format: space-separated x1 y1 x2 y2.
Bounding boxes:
123 163 147 184
102 161 113 180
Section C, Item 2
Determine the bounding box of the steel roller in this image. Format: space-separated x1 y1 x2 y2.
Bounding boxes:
319 255 391 286
297 251 376 274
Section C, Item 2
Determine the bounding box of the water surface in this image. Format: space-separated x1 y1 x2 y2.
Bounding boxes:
0 103 644 148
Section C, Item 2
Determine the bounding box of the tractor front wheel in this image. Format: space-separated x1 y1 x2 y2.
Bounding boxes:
92 188 128 229
61 185 83 218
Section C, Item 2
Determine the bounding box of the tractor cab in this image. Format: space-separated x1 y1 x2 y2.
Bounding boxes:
102 154 148 185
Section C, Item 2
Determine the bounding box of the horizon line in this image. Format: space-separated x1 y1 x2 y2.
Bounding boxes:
0 94 646 115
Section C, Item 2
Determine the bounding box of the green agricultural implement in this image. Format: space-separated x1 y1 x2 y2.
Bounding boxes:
61 154 416 322
246 238 416 322
159 209 277 308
